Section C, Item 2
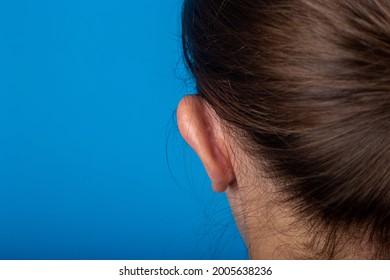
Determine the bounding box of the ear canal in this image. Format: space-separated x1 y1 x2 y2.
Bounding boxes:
177 95 235 193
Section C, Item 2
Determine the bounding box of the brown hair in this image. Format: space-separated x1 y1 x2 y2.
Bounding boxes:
182 0 390 259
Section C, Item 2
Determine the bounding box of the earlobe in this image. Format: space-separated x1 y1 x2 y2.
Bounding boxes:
177 95 235 193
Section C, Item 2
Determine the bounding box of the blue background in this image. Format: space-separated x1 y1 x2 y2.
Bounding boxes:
0 0 247 259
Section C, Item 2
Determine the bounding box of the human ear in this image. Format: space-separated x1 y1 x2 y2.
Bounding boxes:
177 95 235 193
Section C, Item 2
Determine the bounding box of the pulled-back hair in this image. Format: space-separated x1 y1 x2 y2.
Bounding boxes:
182 0 390 259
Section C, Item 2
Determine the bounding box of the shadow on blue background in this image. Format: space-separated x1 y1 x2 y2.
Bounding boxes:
0 0 247 259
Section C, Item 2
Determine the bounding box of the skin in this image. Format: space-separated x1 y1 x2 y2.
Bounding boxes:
177 95 305 259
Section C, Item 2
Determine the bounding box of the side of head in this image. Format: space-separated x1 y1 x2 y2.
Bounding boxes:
178 0 390 259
